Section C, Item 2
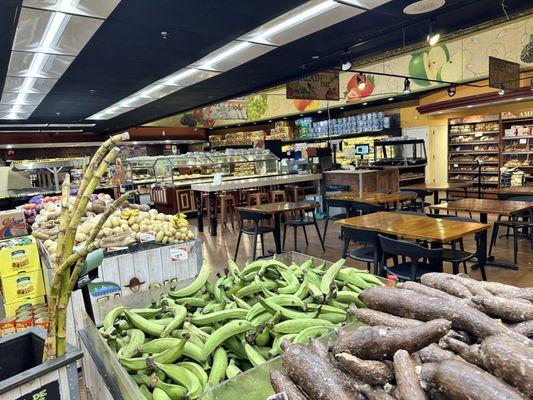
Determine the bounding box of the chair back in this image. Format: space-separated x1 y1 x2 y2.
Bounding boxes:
395 191 418 201
379 234 442 281
325 198 351 209
349 200 380 215
237 210 271 227
507 195 533 202
426 214 479 223
342 226 379 244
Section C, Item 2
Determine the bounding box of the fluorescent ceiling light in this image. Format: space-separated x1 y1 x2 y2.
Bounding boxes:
0 124 48 127
87 0 385 121
1 1 120 120
48 123 96 127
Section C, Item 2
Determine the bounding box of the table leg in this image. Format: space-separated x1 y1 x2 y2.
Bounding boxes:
195 191 203 233
209 192 217 237
433 190 439 205
273 213 282 254
473 212 517 272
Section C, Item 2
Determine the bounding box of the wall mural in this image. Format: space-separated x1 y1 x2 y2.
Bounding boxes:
147 15 533 129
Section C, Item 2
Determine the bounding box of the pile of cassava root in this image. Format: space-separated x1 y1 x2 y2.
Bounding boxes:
271 272 532 400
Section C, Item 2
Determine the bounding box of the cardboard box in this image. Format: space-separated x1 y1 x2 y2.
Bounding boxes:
0 236 41 278
1 269 46 304
3 295 46 317
0 209 27 239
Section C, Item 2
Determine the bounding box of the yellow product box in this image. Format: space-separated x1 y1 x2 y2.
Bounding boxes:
1 269 46 304
0 235 41 278
3 295 46 317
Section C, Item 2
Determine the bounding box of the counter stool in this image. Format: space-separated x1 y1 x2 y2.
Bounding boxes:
201 192 218 220
271 190 288 203
248 192 270 206
219 193 237 231
286 185 306 202
242 188 259 205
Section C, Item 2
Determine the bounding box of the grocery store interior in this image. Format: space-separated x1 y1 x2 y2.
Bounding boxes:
0 1 532 399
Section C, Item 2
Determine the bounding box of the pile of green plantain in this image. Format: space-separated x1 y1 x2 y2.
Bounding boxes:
100 257 383 400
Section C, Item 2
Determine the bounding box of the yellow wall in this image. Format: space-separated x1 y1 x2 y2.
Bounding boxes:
400 74 533 183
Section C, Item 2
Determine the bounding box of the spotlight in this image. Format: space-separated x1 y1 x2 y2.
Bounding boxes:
447 85 456 97
427 20 440 46
403 78 411 94
388 97 394 101
498 84 505 96
357 74 366 90
341 58 352 71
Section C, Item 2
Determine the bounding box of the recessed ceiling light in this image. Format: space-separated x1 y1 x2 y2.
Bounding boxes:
515 97 523 101
317 110 323 114
467 105 474 108
403 0 445 15
340 106 344 109
362 102 368 106
388 97 394 101
312 55 320 60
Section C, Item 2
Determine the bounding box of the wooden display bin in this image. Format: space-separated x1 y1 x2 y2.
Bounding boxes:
0 328 82 400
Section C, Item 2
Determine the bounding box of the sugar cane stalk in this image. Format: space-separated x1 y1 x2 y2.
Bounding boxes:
44 133 129 362
43 174 71 361
56 148 120 356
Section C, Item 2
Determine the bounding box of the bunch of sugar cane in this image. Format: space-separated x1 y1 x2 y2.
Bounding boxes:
43 132 130 362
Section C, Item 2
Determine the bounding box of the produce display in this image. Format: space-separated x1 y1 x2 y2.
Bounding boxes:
271 272 532 400
31 194 196 260
100 258 384 399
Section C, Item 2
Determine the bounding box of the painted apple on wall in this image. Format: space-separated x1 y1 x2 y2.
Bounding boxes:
292 99 318 112
408 44 464 86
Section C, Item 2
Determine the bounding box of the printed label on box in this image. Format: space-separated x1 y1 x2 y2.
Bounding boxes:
170 246 188 262
139 232 156 242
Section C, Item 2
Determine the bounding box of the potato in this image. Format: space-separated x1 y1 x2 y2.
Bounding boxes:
162 236 169 244
156 213 166 221
128 216 136 226
48 243 57 254
43 239 54 248
140 225 150 233
131 223 140 232
96 231 104 239
112 226 123 235
75 232 87 243
155 231 164 243
120 224 129 232
110 216 120 228
187 230 195 239
179 226 188 233
102 227 113 237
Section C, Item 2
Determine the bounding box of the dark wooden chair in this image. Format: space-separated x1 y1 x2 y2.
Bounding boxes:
379 234 443 281
234 210 274 261
323 198 351 245
283 208 325 252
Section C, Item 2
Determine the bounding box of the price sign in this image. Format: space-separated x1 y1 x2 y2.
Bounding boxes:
15 381 60 400
139 232 156 242
474 132 483 138
454 164 459 168
170 245 188 262
519 138 527 144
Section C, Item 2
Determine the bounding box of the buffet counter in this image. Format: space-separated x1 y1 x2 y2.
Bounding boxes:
323 168 399 193
192 173 322 236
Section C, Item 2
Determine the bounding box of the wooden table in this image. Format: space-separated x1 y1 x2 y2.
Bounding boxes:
237 202 317 254
336 211 490 279
336 211 489 243
429 199 533 270
327 191 414 205
496 186 533 199
401 182 473 204
191 173 321 236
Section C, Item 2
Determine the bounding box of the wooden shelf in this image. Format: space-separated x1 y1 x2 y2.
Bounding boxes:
449 140 499 145
399 175 425 182
449 131 499 136
502 151 533 155
502 135 533 140
449 150 499 154
448 161 499 165
448 171 498 175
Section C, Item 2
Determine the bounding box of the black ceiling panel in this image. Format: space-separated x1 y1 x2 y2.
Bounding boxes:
0 0 531 133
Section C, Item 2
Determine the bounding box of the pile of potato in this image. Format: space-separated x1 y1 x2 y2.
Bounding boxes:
32 196 196 259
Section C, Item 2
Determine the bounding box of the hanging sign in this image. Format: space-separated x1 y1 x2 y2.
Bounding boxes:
488 56 520 90
286 71 340 101
207 99 248 120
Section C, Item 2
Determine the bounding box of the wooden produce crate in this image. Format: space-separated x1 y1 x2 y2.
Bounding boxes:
0 327 82 400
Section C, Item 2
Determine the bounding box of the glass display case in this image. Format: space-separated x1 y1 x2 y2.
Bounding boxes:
125 149 279 185
373 138 427 166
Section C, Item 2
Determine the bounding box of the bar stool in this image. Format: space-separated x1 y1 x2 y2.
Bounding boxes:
271 190 287 203
248 192 270 206
201 192 218 220
286 185 306 202
242 188 259 205
219 192 237 231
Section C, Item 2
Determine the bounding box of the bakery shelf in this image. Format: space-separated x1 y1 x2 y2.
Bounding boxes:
449 140 499 145
502 135 533 140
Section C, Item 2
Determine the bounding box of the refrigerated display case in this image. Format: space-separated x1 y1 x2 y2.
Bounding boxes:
373 138 427 185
